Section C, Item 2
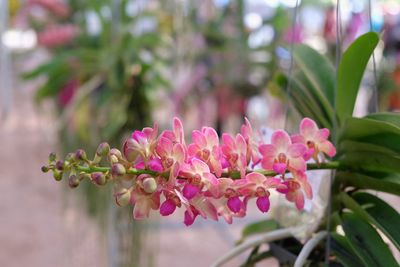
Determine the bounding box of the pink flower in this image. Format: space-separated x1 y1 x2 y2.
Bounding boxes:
123 123 158 162
28 0 70 17
259 130 307 174
183 195 219 226
241 118 261 166
58 79 78 107
238 172 286 213
179 158 219 198
156 136 186 184
188 127 222 176
37 24 77 48
221 133 248 178
130 176 161 219
277 171 312 210
160 117 185 145
291 118 336 161
209 178 247 224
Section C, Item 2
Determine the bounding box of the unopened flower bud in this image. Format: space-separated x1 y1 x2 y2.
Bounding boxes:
75 149 87 161
91 172 107 186
68 175 80 188
96 142 110 157
65 152 76 163
53 170 63 181
79 172 91 181
115 188 131 207
111 163 126 177
108 148 122 164
143 177 157 193
123 138 140 162
55 160 64 171
41 165 49 173
48 152 56 163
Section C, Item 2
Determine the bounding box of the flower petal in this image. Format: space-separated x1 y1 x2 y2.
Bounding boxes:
271 130 291 152
288 143 307 158
319 140 336 157
256 196 270 213
227 196 242 213
192 130 207 147
288 157 306 172
273 162 287 174
300 118 319 138
160 199 177 216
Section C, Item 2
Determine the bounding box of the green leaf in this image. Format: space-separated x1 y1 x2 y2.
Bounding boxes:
341 213 398 267
293 44 336 105
352 192 400 251
338 117 400 153
339 151 400 173
336 32 379 123
331 233 364 267
366 112 400 128
337 140 399 158
237 219 278 245
336 172 400 196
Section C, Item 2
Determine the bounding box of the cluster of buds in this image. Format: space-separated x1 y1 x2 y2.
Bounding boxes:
42 118 336 226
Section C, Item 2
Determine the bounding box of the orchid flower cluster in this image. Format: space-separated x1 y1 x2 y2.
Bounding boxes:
42 118 336 226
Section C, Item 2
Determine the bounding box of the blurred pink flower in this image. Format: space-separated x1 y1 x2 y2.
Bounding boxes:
37 24 78 48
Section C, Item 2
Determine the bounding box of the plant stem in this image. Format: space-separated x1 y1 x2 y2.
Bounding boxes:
75 161 341 179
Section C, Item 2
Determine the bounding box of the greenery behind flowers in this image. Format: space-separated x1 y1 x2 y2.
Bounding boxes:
24 0 170 266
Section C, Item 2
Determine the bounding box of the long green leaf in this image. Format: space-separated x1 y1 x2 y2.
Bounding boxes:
237 219 278 245
336 172 400 196
293 44 336 105
336 32 379 123
341 213 398 267
366 112 400 128
352 192 400 251
337 140 400 157
338 117 400 152
331 233 364 267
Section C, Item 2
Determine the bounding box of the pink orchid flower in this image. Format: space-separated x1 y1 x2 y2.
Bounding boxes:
291 118 336 161
238 172 286 213
130 175 161 219
123 123 158 162
277 171 312 210
179 158 219 199
241 118 261 166
259 130 307 174
160 117 185 145
156 136 186 184
208 178 247 223
183 195 219 226
188 127 222 177
221 133 248 178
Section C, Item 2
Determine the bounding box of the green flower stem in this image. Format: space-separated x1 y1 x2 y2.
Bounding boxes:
75 161 341 179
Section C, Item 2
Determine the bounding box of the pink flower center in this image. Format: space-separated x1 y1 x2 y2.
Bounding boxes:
277 153 287 163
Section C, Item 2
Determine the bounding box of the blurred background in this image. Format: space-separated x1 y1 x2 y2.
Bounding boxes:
1 0 400 266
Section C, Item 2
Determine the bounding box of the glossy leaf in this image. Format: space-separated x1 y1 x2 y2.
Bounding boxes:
366 112 400 128
293 44 335 105
237 219 278 244
336 172 400 196
331 233 364 267
352 192 400 251
341 213 398 267
338 117 400 153
336 32 379 123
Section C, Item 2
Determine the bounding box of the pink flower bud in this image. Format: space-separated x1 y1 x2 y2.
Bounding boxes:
115 188 131 207
91 172 106 186
111 164 126 177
